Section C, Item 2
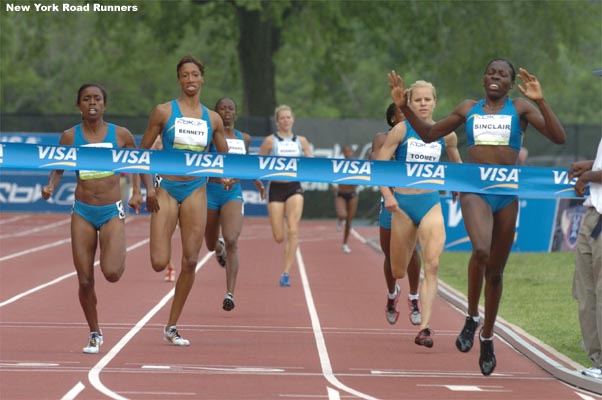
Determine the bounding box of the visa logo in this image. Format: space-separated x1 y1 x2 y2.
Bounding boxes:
332 159 371 175
406 163 445 178
479 167 519 182
552 170 577 185
184 153 224 168
258 156 298 171
111 149 151 164
38 145 77 161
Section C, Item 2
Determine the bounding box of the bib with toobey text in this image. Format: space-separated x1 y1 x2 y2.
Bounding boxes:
472 114 512 146
174 117 208 152
79 142 114 180
405 138 442 163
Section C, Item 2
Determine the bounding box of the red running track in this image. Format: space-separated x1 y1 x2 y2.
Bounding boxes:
0 214 600 400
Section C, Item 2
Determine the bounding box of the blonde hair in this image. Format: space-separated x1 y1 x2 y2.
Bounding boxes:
406 80 437 102
274 104 293 121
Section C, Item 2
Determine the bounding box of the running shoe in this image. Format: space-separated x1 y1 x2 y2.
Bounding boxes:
408 298 421 325
342 244 351 254
479 336 496 376
581 367 602 379
164 262 175 282
216 238 226 268
83 331 103 354
414 328 434 348
279 273 290 287
385 284 401 325
163 325 190 346
456 316 479 352
223 292 235 311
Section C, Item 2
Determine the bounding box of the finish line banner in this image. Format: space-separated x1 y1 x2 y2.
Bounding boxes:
0 142 580 198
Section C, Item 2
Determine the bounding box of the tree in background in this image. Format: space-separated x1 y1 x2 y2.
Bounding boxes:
1 0 600 125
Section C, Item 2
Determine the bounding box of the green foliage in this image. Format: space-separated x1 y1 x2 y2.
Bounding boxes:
1 0 600 124
439 251 590 367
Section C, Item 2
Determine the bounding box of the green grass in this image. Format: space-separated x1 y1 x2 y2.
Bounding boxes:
438 251 589 367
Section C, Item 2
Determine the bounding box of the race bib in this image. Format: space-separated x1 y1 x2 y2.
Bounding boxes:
473 114 512 146
174 117 208 152
276 140 302 157
79 142 114 180
226 138 246 154
405 138 442 163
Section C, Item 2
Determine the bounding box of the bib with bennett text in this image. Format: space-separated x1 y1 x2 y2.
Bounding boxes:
174 117 209 152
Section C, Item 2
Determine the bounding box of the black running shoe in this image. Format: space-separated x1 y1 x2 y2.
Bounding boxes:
414 328 434 348
455 316 479 353
479 337 496 376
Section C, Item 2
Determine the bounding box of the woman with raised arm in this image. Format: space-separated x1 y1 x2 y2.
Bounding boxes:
388 59 565 375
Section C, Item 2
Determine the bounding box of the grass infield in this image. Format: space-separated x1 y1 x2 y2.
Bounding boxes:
438 251 589 368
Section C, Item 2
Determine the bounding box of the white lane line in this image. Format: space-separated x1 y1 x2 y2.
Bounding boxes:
327 387 341 400
0 217 70 239
0 238 71 262
350 228 367 244
296 246 379 400
0 238 149 308
0 217 136 262
0 215 27 225
0 362 60 367
575 393 598 400
87 251 213 400
61 381 85 400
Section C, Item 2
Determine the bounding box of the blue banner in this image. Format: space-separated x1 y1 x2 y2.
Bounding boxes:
0 143 582 198
440 195 559 252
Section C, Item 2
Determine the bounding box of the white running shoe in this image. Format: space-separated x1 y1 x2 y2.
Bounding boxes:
581 367 602 379
83 331 103 354
164 326 190 346
342 244 351 253
164 262 175 282
408 298 422 326
385 285 401 325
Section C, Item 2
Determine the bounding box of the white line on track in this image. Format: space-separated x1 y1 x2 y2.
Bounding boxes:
0 238 149 308
85 251 213 400
0 215 27 225
61 381 85 400
296 246 379 400
0 238 72 263
0 217 70 239
327 387 341 400
0 217 136 262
